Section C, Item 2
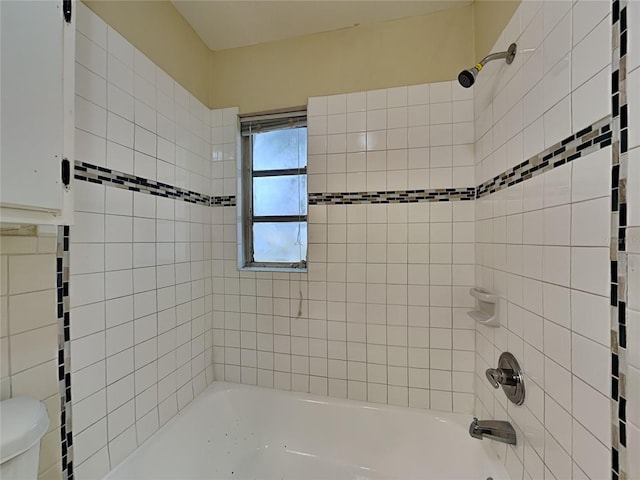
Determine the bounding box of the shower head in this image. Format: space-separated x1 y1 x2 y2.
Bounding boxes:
458 66 480 88
458 43 517 88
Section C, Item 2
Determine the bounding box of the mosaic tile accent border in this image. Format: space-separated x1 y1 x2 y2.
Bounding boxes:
476 116 612 199
74 162 237 208
307 116 613 206
611 0 629 478
57 225 73 480
74 162 211 206
309 188 476 205
75 114 616 212
211 195 236 207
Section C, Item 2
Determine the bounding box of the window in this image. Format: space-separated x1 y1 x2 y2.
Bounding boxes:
239 110 307 269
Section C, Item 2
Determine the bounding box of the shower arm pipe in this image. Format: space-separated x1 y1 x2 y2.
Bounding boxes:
475 50 511 71
458 43 517 88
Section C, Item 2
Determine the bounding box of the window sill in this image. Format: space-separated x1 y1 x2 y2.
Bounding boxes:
239 265 307 273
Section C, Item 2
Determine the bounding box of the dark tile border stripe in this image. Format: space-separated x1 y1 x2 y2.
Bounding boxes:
74 161 236 207
57 225 73 480
211 195 236 207
309 188 475 205
611 0 628 478
476 115 612 199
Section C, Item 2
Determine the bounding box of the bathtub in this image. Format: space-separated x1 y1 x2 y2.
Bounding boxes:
105 382 509 480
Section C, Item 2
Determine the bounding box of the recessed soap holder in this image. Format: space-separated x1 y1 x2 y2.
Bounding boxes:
468 287 499 327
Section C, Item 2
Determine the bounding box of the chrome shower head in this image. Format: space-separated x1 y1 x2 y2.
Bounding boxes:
458 66 480 88
458 43 517 88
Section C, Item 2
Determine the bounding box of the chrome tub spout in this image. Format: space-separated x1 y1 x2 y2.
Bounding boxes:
469 417 516 445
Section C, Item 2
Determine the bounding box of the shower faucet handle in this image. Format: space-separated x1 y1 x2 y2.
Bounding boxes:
485 367 518 388
485 352 526 406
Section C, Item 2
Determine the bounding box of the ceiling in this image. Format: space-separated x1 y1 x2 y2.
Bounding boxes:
171 0 470 51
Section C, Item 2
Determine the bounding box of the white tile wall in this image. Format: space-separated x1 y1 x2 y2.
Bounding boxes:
306 81 474 193
69 5 214 478
476 150 613 480
75 5 211 195
62 1 634 478
473 1 614 479
474 0 612 185
210 107 239 197
0 232 62 480
210 80 478 414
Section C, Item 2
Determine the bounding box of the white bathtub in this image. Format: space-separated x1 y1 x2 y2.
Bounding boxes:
105 382 509 480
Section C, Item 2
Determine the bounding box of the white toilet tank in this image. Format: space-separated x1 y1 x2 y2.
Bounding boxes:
0 396 50 479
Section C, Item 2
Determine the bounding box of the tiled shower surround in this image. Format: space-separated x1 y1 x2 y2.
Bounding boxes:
37 0 637 479
473 0 638 479
68 4 215 477
211 82 480 411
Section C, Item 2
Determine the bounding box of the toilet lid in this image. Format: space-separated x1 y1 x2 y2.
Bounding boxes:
0 396 49 463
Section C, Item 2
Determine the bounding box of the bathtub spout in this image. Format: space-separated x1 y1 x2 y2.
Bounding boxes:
469 417 516 445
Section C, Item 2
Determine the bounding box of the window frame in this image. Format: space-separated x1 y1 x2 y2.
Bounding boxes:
239 109 308 271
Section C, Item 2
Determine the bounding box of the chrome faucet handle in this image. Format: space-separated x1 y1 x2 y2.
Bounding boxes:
485 368 501 388
485 367 518 388
486 352 526 406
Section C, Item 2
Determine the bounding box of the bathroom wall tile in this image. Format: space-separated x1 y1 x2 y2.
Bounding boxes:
571 333 609 396
571 67 610 132
76 95 107 138
107 27 134 68
572 376 609 446
543 11 571 74
60 3 629 479
9 325 57 373
572 420 610 480
108 83 134 121
8 289 57 334
72 331 106 372
7 254 56 295
72 361 106 403
10 359 58 401
69 9 216 476
571 16 611 91
571 198 609 247
572 0 610 47
543 96 572 150
76 2 107 49
473 2 617 479
76 63 107 108
570 290 609 347
570 247 609 296
73 389 107 434
108 425 137 469
571 147 611 203
73 417 108 465
74 447 110 480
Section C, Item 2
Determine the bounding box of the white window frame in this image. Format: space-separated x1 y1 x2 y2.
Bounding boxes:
237 109 308 271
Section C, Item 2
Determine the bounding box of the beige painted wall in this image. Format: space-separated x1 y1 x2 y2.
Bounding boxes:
81 0 519 113
83 0 211 106
473 0 521 60
209 5 475 113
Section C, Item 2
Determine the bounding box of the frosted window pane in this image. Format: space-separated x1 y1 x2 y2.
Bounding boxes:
253 175 307 216
253 222 307 263
253 128 307 171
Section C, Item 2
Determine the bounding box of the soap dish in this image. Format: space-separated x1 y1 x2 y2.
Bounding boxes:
468 287 499 327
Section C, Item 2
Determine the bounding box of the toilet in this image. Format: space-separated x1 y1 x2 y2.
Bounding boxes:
0 396 50 479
